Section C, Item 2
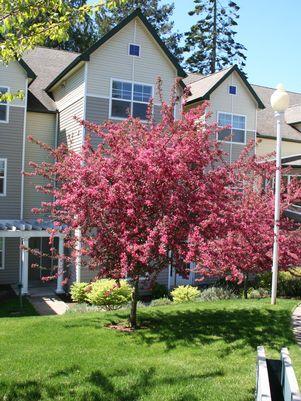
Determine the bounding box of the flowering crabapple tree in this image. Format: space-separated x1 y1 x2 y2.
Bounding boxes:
188 150 301 293
27 81 301 327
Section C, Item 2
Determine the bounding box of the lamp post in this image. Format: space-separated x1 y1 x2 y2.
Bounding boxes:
270 84 289 305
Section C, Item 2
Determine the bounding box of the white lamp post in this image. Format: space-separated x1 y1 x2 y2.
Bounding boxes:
270 84 289 305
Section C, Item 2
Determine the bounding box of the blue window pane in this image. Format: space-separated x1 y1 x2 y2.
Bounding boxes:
112 81 132 100
218 128 232 142
229 85 237 95
129 44 140 57
133 102 148 120
0 104 7 121
111 100 131 118
232 129 245 143
218 113 231 126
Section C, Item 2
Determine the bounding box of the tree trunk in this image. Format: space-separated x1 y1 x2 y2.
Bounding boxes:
243 273 249 299
129 279 139 329
211 0 217 73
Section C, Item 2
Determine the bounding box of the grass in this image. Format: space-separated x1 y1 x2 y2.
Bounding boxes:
0 297 38 318
0 299 300 401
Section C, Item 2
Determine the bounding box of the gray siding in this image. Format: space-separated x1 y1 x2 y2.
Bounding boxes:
24 112 56 218
58 98 84 152
0 238 20 284
154 105 162 123
86 96 109 149
0 106 24 219
156 267 169 287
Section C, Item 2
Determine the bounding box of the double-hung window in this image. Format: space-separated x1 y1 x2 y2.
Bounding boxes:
0 87 9 123
0 159 7 196
110 80 153 121
0 238 4 269
218 112 246 144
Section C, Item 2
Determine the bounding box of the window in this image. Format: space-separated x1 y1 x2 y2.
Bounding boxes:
0 87 8 122
129 44 140 57
0 238 4 270
0 159 6 196
218 112 246 144
110 80 153 120
229 85 237 95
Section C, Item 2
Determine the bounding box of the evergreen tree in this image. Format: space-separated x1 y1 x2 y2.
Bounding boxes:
45 0 97 53
185 0 246 74
95 0 183 62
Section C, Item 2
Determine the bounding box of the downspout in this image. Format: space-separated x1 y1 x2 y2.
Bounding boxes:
20 78 29 220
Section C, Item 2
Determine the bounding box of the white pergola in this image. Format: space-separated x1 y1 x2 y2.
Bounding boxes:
0 220 65 295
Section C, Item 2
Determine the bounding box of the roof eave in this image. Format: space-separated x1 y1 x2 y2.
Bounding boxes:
45 54 88 92
18 59 37 81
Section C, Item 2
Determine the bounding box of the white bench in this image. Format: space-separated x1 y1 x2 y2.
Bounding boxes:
256 346 272 401
280 348 301 401
256 346 301 401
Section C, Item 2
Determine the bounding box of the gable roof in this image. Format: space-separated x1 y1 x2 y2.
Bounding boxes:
253 84 301 142
185 65 265 109
45 8 186 92
23 47 79 112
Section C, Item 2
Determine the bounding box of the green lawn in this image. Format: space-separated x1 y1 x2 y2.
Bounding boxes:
0 297 37 318
0 299 300 401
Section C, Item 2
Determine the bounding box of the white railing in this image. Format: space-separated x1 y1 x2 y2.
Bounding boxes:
256 346 272 401
281 348 301 401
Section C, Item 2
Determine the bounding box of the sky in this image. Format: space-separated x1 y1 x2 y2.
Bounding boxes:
168 0 301 93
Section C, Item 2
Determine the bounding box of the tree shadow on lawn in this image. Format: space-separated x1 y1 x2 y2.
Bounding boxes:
63 303 295 354
131 306 296 353
0 365 223 401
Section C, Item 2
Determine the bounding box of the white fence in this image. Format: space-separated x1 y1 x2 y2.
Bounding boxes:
256 346 301 401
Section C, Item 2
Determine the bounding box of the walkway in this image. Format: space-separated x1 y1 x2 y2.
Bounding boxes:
292 303 301 346
13 283 68 316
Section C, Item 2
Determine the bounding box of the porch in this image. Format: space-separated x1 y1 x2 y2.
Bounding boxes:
0 220 65 295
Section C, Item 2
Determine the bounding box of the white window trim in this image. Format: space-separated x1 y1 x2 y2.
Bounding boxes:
0 237 5 270
228 85 237 96
217 111 247 145
0 158 7 197
0 86 10 124
109 78 154 122
128 43 141 58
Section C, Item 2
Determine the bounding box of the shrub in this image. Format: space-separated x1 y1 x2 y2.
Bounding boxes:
259 269 301 298
171 285 200 304
248 287 269 299
199 286 237 301
150 297 172 307
86 279 132 310
70 282 88 303
151 283 169 300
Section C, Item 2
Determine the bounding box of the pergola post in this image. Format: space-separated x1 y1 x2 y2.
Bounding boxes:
21 237 29 295
56 236 65 294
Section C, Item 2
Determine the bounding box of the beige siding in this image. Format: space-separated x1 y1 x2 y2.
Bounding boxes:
58 98 84 152
86 17 177 105
0 61 27 107
0 107 24 219
256 138 301 158
24 112 56 218
52 66 85 112
209 71 257 161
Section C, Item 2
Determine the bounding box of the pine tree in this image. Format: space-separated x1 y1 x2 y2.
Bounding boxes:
185 0 246 74
45 0 97 53
95 0 183 62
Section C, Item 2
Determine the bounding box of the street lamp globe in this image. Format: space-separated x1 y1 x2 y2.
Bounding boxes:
270 84 289 113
